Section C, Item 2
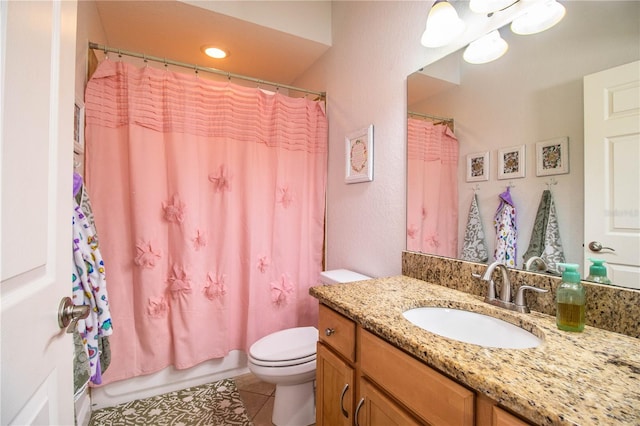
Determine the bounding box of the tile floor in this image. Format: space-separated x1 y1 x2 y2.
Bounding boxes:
235 372 316 426
234 372 277 426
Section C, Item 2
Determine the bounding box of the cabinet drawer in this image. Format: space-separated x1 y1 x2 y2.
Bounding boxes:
493 407 531 426
318 304 356 362
360 329 474 426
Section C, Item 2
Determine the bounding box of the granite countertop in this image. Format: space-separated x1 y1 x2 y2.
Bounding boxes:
310 275 640 426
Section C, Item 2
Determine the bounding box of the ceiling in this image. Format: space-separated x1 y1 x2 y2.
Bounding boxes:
92 0 332 87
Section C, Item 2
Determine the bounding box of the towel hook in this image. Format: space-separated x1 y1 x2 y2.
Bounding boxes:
546 178 558 189
507 181 516 189
470 184 480 193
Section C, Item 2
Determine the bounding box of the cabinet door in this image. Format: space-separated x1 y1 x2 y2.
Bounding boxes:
357 379 423 426
316 342 354 426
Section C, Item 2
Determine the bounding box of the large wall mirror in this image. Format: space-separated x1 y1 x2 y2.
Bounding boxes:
407 1 639 289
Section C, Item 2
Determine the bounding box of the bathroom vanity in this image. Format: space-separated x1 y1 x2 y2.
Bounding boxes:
311 276 640 425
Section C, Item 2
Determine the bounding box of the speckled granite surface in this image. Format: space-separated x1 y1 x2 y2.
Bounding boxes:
310 276 640 425
402 251 640 338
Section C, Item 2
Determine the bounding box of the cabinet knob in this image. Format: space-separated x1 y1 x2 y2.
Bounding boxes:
325 328 335 336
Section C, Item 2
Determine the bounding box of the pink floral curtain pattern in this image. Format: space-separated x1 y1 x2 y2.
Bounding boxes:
84 60 327 385
407 118 459 257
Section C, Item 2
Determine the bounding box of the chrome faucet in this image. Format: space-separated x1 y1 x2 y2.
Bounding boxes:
481 261 512 304
524 256 547 272
474 261 549 313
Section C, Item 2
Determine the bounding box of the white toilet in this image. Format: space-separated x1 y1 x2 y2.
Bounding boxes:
247 269 371 426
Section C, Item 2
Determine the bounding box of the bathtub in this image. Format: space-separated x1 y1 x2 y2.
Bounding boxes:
89 350 249 410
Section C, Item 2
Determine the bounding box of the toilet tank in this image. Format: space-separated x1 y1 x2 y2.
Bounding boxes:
319 269 371 285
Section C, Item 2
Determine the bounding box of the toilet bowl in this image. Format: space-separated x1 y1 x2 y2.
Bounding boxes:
247 269 371 426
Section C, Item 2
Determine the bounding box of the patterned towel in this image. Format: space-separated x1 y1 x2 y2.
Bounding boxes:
541 194 565 273
523 190 565 273
494 188 517 267
460 194 488 262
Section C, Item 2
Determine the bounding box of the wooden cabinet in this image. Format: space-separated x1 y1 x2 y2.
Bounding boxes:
316 304 532 426
476 395 532 426
357 378 422 426
360 329 474 425
316 304 357 425
316 342 354 426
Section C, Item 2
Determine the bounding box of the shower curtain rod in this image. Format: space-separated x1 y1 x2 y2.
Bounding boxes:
408 110 454 124
89 42 326 99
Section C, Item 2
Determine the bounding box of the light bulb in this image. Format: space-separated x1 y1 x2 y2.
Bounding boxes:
511 0 566 35
463 30 509 64
421 1 466 48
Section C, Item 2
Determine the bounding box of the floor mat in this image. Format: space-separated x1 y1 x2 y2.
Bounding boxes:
89 378 253 426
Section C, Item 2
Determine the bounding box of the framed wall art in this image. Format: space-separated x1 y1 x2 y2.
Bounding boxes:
497 144 525 180
345 124 374 183
466 151 489 182
536 137 569 176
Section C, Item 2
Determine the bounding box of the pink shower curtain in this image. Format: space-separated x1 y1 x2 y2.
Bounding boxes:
407 118 459 257
84 60 327 385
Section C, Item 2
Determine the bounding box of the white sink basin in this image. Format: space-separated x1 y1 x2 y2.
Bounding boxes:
402 307 541 349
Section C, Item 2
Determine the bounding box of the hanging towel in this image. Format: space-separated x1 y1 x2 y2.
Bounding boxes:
523 190 565 274
541 193 565 273
72 199 113 385
493 187 517 267
522 190 551 262
460 194 489 262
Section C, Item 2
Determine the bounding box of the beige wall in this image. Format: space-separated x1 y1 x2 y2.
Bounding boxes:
75 1 107 101
296 1 432 278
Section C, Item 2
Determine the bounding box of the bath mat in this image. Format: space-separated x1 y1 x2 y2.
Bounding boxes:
89 378 253 426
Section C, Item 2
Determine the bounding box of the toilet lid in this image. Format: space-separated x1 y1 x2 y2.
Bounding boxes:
249 326 318 363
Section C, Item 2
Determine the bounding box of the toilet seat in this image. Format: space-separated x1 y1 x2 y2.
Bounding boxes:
249 326 318 367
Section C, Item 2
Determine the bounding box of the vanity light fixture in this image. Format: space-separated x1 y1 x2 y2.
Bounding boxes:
463 30 509 64
511 0 566 35
421 0 466 48
469 0 519 15
201 45 228 59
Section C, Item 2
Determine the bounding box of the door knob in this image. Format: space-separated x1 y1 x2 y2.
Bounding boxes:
58 297 90 333
588 241 615 252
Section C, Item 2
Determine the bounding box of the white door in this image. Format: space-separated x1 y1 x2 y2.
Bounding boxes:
1 1 78 424
584 60 640 289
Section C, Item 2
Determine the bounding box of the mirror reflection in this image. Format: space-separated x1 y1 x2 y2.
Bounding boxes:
407 1 640 288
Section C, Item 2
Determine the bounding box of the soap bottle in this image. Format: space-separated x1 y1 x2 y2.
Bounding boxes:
556 263 585 332
586 258 612 285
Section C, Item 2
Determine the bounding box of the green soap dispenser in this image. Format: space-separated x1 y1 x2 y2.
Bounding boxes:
586 258 612 284
556 263 585 332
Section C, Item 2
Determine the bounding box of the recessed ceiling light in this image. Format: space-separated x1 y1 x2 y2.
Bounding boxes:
201 46 228 59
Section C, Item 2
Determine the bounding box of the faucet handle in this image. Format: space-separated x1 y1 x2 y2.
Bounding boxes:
472 272 496 300
515 285 549 313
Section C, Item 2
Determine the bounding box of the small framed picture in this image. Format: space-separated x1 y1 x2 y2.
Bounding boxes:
497 145 526 180
74 100 85 148
466 151 489 182
536 137 569 176
345 124 374 184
